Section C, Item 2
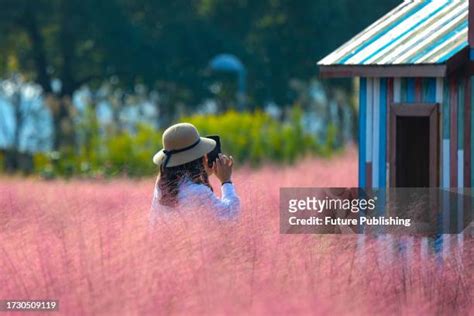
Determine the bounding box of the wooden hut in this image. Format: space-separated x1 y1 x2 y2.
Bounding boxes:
318 0 474 189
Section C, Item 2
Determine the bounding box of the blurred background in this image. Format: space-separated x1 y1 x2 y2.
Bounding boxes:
0 0 398 178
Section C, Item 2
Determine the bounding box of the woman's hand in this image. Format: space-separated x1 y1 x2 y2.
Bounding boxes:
213 153 234 183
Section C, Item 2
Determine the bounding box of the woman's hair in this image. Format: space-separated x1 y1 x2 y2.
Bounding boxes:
157 157 212 207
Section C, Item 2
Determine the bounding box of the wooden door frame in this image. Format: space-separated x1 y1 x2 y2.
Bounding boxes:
389 103 439 188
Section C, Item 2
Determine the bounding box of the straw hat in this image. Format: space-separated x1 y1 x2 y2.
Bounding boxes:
152 123 216 168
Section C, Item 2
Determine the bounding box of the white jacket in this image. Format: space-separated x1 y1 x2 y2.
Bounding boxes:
150 178 240 223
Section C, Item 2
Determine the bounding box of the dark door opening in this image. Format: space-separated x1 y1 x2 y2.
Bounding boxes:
395 116 429 187
389 104 439 188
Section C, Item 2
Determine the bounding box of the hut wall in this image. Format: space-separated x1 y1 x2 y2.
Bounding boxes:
358 76 473 189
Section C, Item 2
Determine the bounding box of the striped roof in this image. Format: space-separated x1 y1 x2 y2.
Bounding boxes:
318 0 468 66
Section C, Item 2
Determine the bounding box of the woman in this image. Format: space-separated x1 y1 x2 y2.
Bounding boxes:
150 123 240 221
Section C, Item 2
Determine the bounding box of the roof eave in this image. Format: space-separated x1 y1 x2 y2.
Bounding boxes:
318 64 447 78
318 46 470 78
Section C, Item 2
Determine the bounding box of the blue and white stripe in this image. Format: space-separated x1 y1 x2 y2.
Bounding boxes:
318 0 468 66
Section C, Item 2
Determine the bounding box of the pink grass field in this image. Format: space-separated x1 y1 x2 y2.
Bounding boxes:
0 146 473 316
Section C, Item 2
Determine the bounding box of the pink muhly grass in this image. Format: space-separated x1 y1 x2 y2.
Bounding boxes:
0 146 472 315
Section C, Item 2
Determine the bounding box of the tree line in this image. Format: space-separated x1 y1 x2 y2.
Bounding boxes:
0 0 398 169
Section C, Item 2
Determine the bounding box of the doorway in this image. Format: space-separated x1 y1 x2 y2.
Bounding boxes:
389 104 439 187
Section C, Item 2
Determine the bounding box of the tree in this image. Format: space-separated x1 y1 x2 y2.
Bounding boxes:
0 0 401 163
196 0 399 107
0 0 162 152
0 75 52 173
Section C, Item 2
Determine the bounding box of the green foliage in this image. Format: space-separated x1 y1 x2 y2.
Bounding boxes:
1 0 388 176
34 124 161 178
184 108 321 165
0 0 399 106
33 109 338 178
102 124 161 177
